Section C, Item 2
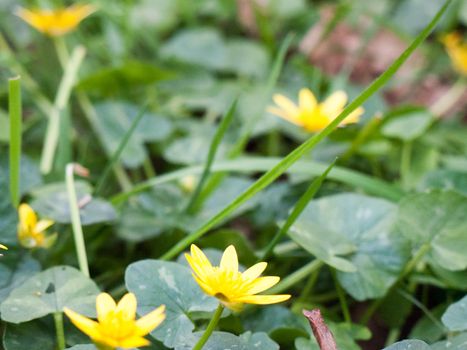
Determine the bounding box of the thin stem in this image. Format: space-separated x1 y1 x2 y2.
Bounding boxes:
341 115 382 162
8 76 22 208
331 268 351 324
268 260 324 295
40 46 86 174
260 159 336 261
54 312 65 350
192 304 224 350
53 36 70 69
360 243 431 325
184 100 237 213
430 78 466 117
94 104 148 196
66 163 90 277
298 267 320 302
400 141 412 190
158 0 451 260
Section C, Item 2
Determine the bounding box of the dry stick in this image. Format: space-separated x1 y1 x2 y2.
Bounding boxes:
303 309 338 350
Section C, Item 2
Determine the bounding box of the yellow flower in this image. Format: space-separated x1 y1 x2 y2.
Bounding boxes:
268 88 364 132
15 4 96 37
185 244 291 311
0 245 7 250
442 32 467 76
64 292 166 350
18 203 56 249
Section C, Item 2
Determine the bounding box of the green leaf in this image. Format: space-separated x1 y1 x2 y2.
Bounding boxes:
382 339 430 350
381 108 434 141
76 61 173 96
0 255 41 302
175 331 279 350
93 101 173 168
3 318 55 350
395 191 467 271
0 161 18 245
125 259 218 348
431 333 467 349
0 266 99 323
288 194 409 300
441 295 467 332
420 170 467 196
30 181 116 225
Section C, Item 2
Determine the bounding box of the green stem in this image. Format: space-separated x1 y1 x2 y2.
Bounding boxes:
40 46 86 174
298 267 320 302
94 104 148 196
400 141 412 190
341 115 382 162
260 159 336 261
66 163 90 277
184 100 237 213
268 260 324 295
53 36 70 69
8 76 22 208
192 304 224 350
360 243 431 324
54 312 65 350
331 268 351 324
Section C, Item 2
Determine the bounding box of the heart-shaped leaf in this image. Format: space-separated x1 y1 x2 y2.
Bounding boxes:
125 260 218 348
1 266 99 323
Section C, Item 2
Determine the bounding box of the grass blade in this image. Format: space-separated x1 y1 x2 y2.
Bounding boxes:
184 100 237 213
94 103 149 196
159 0 451 261
8 76 22 208
260 159 337 261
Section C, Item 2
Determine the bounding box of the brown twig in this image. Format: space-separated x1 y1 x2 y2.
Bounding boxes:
303 309 338 350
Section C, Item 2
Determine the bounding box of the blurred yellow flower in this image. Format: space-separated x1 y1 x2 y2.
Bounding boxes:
15 4 96 37
0 244 7 250
18 203 56 249
185 244 290 311
64 292 166 349
268 88 364 132
442 32 467 76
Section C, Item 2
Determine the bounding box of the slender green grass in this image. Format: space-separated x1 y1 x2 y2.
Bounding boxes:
66 163 90 277
111 156 404 204
41 46 86 174
94 104 149 196
9 76 22 208
184 100 237 213
53 312 65 350
259 159 336 261
157 0 451 261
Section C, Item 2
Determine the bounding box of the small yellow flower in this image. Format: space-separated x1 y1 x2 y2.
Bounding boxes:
0 245 7 250
442 32 467 76
64 292 166 350
268 88 364 132
185 244 291 311
15 4 96 37
18 203 56 249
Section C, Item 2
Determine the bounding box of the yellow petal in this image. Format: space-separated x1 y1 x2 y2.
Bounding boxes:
272 94 300 118
299 88 317 111
0 244 8 250
267 106 304 126
193 274 216 296
190 244 213 271
96 293 116 323
321 91 348 118
236 294 291 305
245 276 280 294
35 219 54 233
220 245 238 273
119 335 150 348
340 106 364 125
116 293 137 320
135 305 166 335
19 203 37 228
63 307 101 339
242 262 267 280
185 253 212 280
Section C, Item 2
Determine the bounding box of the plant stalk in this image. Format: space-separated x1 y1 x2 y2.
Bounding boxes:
8 76 22 208
192 304 224 350
54 312 66 350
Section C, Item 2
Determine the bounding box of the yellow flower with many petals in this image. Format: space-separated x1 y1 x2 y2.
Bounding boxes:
64 292 166 350
268 88 364 132
442 32 467 76
185 244 291 311
15 4 96 37
18 203 56 249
